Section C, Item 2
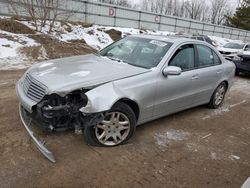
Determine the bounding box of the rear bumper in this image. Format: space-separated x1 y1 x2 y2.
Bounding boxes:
19 104 56 163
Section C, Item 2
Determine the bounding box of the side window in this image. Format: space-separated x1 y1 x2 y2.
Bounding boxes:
169 44 195 71
213 51 221 65
197 45 214 67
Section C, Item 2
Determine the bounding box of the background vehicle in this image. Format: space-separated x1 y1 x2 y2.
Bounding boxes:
233 49 250 75
175 34 216 46
16 35 235 162
218 42 249 61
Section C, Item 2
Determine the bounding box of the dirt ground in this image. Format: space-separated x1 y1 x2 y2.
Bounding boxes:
0 69 250 188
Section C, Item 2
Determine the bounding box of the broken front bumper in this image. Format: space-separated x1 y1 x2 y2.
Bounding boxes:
19 104 56 163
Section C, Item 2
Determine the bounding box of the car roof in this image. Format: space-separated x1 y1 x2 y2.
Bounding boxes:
129 34 197 45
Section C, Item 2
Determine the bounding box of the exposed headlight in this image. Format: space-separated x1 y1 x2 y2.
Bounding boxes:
233 55 243 61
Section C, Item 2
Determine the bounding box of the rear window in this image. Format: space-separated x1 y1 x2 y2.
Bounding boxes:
197 45 214 67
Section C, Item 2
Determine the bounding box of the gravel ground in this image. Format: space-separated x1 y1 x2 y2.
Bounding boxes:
0 69 250 188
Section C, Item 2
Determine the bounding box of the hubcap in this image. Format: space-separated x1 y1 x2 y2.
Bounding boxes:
214 85 225 105
95 112 130 146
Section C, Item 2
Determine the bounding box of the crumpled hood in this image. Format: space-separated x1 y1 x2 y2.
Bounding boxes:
28 54 149 95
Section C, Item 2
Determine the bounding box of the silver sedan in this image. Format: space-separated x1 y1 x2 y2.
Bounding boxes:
16 35 235 162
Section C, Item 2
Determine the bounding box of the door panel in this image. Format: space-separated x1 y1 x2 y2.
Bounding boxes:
193 45 223 104
154 70 200 117
154 44 197 117
192 65 223 104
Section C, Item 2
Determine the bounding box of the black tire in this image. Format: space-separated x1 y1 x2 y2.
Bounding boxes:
84 101 136 147
235 69 240 76
208 82 227 109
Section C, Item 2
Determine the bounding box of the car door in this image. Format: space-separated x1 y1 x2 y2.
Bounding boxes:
153 44 199 118
192 44 223 105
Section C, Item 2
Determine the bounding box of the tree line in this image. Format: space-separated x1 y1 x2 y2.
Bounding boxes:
98 0 250 31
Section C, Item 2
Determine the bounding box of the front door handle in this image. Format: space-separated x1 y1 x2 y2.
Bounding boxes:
191 74 199 80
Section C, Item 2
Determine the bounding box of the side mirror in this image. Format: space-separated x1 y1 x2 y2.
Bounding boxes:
244 48 249 51
162 66 182 77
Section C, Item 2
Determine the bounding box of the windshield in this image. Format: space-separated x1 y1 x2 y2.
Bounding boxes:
98 37 172 69
223 42 245 49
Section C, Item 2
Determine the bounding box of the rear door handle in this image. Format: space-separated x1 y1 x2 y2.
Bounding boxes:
191 74 199 80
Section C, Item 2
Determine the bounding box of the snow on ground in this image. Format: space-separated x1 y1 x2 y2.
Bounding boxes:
0 34 37 58
60 25 113 50
0 29 39 70
103 26 174 38
202 100 247 120
0 17 247 70
154 129 190 149
21 21 114 50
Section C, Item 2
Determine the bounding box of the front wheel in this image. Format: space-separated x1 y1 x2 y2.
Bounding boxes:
84 102 136 146
208 82 227 109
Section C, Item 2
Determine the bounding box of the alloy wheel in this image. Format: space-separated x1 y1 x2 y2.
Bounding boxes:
214 85 226 106
95 112 131 146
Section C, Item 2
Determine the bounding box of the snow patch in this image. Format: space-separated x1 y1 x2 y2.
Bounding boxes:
210 152 218 160
154 129 190 148
0 28 39 69
202 100 247 120
229 154 240 160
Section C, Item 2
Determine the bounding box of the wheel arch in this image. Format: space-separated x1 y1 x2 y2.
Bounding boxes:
220 80 229 91
114 98 140 121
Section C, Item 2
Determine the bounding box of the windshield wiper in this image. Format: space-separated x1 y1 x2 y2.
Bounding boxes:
106 56 124 63
127 62 148 69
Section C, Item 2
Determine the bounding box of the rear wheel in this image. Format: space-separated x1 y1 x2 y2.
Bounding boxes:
208 82 227 109
84 102 136 146
235 69 240 76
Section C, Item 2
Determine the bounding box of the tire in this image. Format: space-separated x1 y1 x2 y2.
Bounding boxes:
84 102 136 147
235 69 240 76
208 82 227 109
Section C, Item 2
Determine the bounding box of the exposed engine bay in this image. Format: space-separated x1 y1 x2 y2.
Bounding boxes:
24 90 103 132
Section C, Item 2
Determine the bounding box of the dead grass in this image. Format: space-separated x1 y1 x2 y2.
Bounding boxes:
0 19 35 34
21 34 95 60
19 46 43 60
105 29 122 41
67 21 93 28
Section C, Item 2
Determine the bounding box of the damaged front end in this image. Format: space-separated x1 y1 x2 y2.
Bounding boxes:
19 89 104 162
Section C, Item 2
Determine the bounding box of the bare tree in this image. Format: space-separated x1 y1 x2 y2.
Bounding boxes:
7 0 75 33
102 0 235 25
210 0 228 24
184 0 204 20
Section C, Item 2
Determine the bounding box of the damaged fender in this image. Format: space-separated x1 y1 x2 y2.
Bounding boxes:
80 82 129 114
